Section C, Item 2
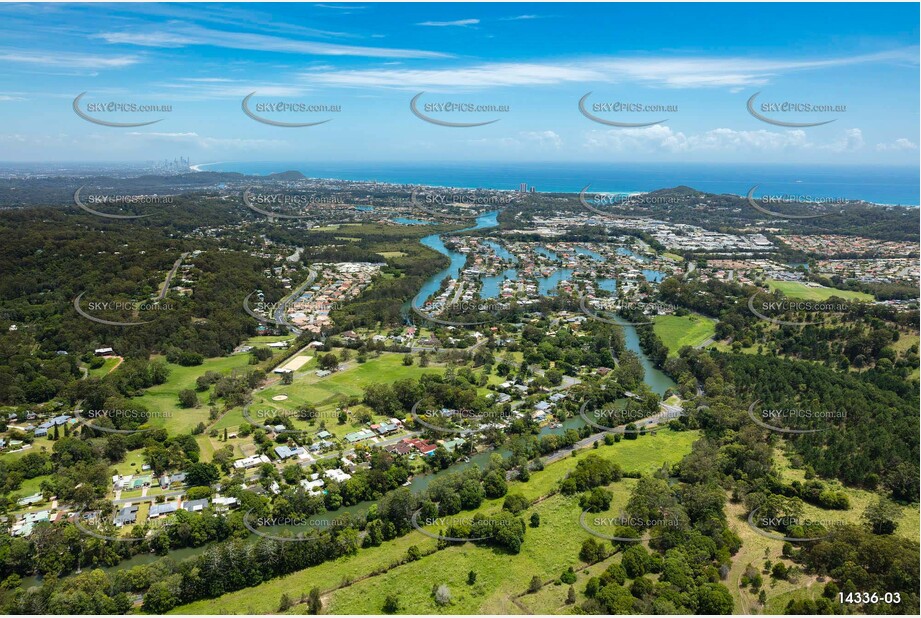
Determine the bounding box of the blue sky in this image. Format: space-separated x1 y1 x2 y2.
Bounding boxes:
0 2 918 165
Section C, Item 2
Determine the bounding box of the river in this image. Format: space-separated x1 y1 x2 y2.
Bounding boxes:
35 210 676 585
409 210 674 396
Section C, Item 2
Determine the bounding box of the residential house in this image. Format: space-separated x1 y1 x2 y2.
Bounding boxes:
149 502 179 519
114 505 139 527
181 499 209 513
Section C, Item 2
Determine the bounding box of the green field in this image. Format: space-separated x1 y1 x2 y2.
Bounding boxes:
766 280 874 302
87 357 120 378
133 354 257 434
653 314 717 356
256 353 443 420
173 429 699 614
723 448 920 614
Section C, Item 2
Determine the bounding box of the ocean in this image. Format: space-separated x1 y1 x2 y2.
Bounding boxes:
195 161 920 207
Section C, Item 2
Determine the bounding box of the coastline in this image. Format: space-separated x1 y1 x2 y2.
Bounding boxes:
190 161 919 209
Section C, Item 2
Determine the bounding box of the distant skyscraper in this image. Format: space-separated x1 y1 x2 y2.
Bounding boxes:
519 182 528 193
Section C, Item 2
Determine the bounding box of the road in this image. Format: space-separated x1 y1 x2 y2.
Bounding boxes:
273 268 318 333
157 252 189 300
113 490 185 506
542 398 685 466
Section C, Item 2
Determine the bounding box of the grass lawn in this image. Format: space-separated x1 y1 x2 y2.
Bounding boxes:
87 357 120 378
133 354 258 434
653 314 716 356
724 448 921 614
111 450 147 476
775 449 919 543
892 332 920 380
256 353 442 421
173 429 699 614
244 335 296 346
9 474 51 502
766 280 874 302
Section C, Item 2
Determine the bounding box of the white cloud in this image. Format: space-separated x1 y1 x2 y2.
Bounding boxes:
125 131 286 150
416 19 479 27
306 62 600 88
822 128 864 152
520 130 562 149
876 138 918 151
465 130 562 151
302 48 916 89
92 24 450 59
585 125 863 154
0 50 140 69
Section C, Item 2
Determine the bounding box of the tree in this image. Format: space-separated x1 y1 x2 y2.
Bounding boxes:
281 371 294 385
482 470 507 499
863 496 902 535
528 575 543 593
319 353 339 370
307 587 322 615
467 571 477 585
696 583 734 614
621 545 651 578
278 594 292 611
407 545 421 562
566 585 576 604
561 566 577 584
530 512 540 528
402 354 413 366
184 462 220 487
579 538 607 564
579 487 613 513
771 562 788 580
502 493 529 515
382 594 400 614
178 389 198 408
434 584 451 606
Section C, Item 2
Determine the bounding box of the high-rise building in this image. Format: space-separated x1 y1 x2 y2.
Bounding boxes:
519 182 528 192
